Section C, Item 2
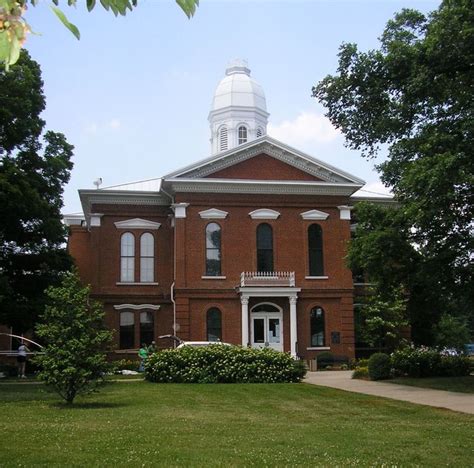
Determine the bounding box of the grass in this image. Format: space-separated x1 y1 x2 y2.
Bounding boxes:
389 375 474 394
0 382 473 466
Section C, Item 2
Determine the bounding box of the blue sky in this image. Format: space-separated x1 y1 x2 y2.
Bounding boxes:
24 0 440 213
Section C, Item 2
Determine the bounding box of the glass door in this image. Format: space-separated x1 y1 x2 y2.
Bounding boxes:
251 314 282 351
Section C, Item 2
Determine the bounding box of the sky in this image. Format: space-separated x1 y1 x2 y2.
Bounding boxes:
24 0 440 214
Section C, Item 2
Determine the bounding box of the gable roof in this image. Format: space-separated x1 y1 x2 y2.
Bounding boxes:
163 135 365 185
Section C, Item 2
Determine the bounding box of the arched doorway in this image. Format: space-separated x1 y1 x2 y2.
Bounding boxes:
250 303 283 352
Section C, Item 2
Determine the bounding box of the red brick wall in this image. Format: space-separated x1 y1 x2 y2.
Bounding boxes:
206 154 323 181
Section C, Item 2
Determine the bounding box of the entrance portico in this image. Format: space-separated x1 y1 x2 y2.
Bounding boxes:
238 272 301 357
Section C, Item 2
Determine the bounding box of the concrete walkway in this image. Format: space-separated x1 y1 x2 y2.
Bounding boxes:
304 371 474 415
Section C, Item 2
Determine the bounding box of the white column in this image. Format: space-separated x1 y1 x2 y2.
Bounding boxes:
241 295 249 347
289 295 298 358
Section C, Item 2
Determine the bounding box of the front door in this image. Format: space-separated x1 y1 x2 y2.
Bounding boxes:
251 313 283 352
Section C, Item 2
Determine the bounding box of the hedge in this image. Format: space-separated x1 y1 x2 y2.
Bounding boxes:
368 353 391 380
145 345 306 383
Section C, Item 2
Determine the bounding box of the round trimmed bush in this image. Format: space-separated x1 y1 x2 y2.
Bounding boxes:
145 345 306 383
368 353 391 380
352 366 369 380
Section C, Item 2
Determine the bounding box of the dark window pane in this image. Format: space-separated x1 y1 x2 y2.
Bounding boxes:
252 304 279 313
310 307 325 347
120 311 135 349
206 223 222 276
308 224 324 276
207 308 222 341
140 311 154 346
257 224 273 272
253 318 265 343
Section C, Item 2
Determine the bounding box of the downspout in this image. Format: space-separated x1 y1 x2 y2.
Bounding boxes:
160 181 177 347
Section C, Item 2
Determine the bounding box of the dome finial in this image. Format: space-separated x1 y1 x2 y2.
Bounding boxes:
226 58 250 76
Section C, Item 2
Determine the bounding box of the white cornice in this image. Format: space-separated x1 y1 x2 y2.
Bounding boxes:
249 209 280 220
114 218 161 230
163 136 365 185
199 208 229 219
163 178 363 197
113 304 161 310
300 209 330 220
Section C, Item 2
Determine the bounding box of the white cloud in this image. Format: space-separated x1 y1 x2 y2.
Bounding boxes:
108 118 121 130
84 122 98 134
268 111 339 145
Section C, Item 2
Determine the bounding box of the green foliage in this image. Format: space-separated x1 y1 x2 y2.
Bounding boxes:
316 351 334 366
314 0 474 344
0 50 73 331
35 271 113 404
114 358 140 372
391 346 471 378
352 366 369 380
0 0 199 69
368 353 391 380
434 314 471 351
145 345 306 384
355 284 408 352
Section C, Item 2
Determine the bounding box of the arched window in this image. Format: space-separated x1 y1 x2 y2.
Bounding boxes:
308 224 324 276
256 127 263 138
219 127 228 151
140 311 154 345
207 308 222 341
140 233 154 282
120 232 135 282
310 306 325 347
257 223 273 272
120 311 135 349
238 126 248 145
206 223 221 276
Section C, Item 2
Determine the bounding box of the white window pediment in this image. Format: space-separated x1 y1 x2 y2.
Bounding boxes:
300 209 330 220
249 209 280 220
114 304 160 310
199 208 228 219
114 218 161 230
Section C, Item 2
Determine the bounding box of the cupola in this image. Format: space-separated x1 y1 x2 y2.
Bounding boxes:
209 59 269 154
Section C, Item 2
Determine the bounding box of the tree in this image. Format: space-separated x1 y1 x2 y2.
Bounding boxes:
35 271 113 404
0 50 73 331
434 314 471 351
314 0 474 343
0 0 200 69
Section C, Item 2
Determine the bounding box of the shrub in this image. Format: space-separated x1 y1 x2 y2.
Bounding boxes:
391 346 471 378
352 367 369 379
368 353 391 380
340 364 349 370
316 352 334 367
114 359 140 372
145 345 306 383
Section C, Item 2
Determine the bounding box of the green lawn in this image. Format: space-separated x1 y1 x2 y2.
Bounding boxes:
389 375 474 394
0 382 472 466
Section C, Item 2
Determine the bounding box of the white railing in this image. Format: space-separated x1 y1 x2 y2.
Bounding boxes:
240 271 295 287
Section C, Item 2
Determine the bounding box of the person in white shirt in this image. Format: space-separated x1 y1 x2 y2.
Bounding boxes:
17 342 29 378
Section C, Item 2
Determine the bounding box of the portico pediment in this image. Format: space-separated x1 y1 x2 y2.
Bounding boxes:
114 218 161 230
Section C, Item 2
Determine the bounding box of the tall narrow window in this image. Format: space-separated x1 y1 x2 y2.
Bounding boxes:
140 233 154 282
207 308 222 342
238 126 247 145
140 311 154 345
257 223 273 272
120 311 135 349
120 232 135 282
310 306 325 347
219 127 228 151
206 223 221 276
308 224 324 276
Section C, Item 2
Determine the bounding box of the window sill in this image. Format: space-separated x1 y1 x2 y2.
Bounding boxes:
305 276 329 280
116 282 159 286
307 347 331 351
201 276 227 280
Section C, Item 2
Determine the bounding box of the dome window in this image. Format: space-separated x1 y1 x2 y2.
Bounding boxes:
219 127 228 151
238 126 248 145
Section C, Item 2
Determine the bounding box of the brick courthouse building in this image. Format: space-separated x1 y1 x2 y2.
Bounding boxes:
66 60 373 361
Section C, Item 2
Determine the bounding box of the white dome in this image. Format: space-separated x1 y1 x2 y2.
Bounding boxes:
211 59 267 113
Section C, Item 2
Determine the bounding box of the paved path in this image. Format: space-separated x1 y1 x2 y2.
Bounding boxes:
304 371 474 415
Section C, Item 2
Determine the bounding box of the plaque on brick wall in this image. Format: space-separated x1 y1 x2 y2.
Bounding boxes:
331 332 341 344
